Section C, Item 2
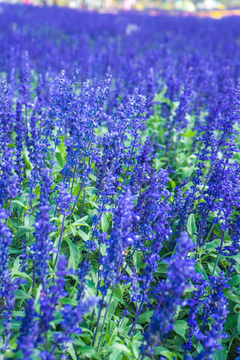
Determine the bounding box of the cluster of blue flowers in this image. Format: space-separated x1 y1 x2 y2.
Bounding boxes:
1 4 240 360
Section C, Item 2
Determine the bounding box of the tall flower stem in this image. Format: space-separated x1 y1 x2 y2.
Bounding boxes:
97 286 115 352
197 198 215 245
200 130 227 196
71 165 77 194
68 178 86 220
146 294 164 331
128 298 144 337
6 198 12 226
80 188 86 218
212 230 226 275
95 259 122 350
92 296 105 347
32 264 36 289
53 214 66 270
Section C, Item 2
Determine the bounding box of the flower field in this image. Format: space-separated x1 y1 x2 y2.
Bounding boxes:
1 4 240 360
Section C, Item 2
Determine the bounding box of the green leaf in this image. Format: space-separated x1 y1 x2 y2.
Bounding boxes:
230 274 240 287
78 346 101 359
170 179 176 190
12 310 25 317
155 346 179 360
60 297 78 306
101 213 109 232
225 314 237 330
237 312 240 332
195 263 208 280
174 320 188 340
77 229 89 241
22 148 32 170
12 271 33 283
225 289 240 305
12 200 27 209
80 328 94 336
137 310 154 324
133 252 144 272
100 243 107 256
109 350 123 360
72 181 82 197
15 289 32 300
108 343 132 356
181 166 193 179
9 247 22 254
155 262 169 277
229 326 240 349
49 217 62 223
11 256 20 274
71 215 89 227
107 300 118 320
131 342 141 359
64 238 80 270
232 254 240 265
55 151 65 168
34 284 42 306
207 262 221 276
70 224 77 236
113 287 125 304
212 349 228 360
66 343 77 360
16 226 34 238
187 213 196 238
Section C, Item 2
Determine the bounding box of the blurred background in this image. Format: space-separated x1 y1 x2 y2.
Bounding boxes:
1 0 240 19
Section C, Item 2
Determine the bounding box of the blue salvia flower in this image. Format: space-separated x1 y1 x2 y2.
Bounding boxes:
26 112 46 169
140 232 195 359
134 167 171 252
0 207 14 300
0 146 19 207
20 57 32 113
185 273 229 359
35 73 45 115
96 88 147 211
193 274 229 360
0 208 18 351
39 168 54 206
31 204 55 289
129 136 152 195
183 273 208 352
19 238 28 273
99 189 135 294
36 255 69 349
173 75 193 134
15 100 26 180
55 182 75 216
194 297 229 360
0 75 13 145
16 298 39 359
76 260 92 302
56 296 98 348
197 151 240 245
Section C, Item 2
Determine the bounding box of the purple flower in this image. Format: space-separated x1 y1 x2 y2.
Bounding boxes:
31 204 55 289
17 299 39 359
141 232 195 358
0 207 19 351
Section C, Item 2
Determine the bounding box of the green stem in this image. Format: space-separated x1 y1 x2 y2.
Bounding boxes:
212 230 225 275
97 285 115 352
53 213 66 270
92 296 105 347
205 222 215 242
80 188 86 218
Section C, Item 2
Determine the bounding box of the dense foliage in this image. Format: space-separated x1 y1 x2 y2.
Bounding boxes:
1 4 240 360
